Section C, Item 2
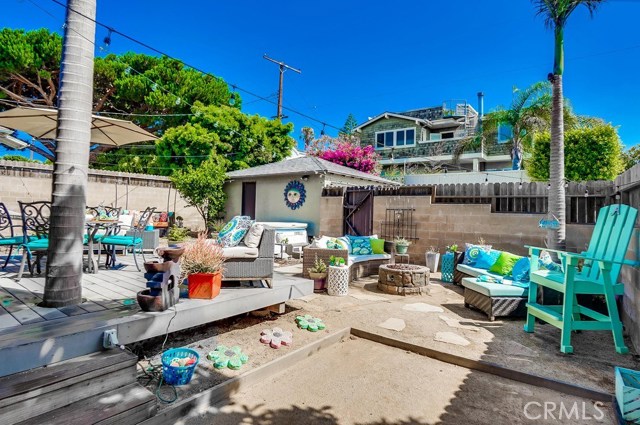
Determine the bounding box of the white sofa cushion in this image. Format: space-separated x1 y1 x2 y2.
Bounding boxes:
348 253 391 265
223 245 259 259
243 223 264 248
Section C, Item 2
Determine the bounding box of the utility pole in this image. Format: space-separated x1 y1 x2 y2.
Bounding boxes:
263 54 301 120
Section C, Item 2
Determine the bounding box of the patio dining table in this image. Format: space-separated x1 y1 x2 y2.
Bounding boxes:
85 219 119 273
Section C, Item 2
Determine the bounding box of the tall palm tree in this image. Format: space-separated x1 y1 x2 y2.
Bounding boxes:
43 0 96 307
532 0 604 250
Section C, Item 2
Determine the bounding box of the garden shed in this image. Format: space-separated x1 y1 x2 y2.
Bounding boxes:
224 156 398 236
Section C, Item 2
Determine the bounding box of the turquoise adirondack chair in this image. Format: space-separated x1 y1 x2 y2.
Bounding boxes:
524 204 638 354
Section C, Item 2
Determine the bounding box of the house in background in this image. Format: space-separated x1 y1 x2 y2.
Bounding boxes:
224 156 398 236
356 93 513 180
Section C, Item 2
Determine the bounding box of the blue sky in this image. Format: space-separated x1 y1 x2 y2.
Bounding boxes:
1 0 639 151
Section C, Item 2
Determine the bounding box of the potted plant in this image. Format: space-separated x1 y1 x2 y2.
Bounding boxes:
308 256 328 293
181 233 225 299
394 237 411 255
209 219 226 239
167 225 190 246
425 246 440 273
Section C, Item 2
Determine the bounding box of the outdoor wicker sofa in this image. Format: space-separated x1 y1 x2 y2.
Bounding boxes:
222 227 275 288
302 240 395 281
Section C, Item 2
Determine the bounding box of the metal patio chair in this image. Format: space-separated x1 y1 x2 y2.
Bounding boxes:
0 202 24 269
16 201 51 280
99 206 155 271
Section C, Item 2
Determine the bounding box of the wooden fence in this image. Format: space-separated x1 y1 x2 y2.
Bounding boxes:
433 181 615 224
321 180 626 225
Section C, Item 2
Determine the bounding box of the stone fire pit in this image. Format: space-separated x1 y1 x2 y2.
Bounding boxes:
378 264 430 295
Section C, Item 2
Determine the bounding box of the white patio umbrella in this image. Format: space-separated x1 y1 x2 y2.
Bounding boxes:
0 106 158 146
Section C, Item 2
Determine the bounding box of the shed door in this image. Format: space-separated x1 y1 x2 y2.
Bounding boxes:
242 182 256 218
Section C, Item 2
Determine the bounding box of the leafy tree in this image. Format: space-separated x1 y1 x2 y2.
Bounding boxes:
0 28 62 106
527 123 624 181
1 28 238 163
457 82 552 169
621 144 640 170
90 145 160 174
307 135 380 174
339 113 359 136
0 154 45 163
532 0 604 250
156 103 294 175
44 0 96 307
171 158 227 231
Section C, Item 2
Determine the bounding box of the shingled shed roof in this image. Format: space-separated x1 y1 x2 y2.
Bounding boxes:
226 156 398 185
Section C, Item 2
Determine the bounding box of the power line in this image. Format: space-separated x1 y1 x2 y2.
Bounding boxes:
47 0 342 131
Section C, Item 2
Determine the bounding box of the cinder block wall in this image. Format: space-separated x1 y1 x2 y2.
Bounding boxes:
0 160 202 230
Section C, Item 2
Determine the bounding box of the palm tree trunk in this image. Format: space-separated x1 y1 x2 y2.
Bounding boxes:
547 73 566 251
43 0 96 307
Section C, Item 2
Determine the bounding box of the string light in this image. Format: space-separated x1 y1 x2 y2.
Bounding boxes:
320 123 326 136
45 0 343 132
584 189 589 197
485 174 488 182
518 180 523 189
547 183 550 190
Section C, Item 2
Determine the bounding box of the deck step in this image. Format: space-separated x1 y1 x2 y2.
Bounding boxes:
17 383 157 425
0 349 142 424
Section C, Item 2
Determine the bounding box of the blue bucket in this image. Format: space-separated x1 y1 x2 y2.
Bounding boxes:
161 348 199 386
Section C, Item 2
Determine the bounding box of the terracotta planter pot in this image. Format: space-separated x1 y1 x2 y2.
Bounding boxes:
309 272 327 293
188 272 222 299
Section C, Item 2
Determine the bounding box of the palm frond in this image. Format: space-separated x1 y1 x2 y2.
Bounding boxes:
532 0 605 28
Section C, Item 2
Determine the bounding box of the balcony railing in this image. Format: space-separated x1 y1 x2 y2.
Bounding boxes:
376 140 511 161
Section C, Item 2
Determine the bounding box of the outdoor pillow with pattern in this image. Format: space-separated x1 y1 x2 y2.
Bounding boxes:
347 235 373 255
463 243 492 266
218 216 254 247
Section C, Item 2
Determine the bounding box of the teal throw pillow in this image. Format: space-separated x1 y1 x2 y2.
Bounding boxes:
217 216 254 247
347 235 373 255
511 257 531 282
474 249 502 270
489 252 523 276
539 251 564 273
327 237 349 250
463 243 492 266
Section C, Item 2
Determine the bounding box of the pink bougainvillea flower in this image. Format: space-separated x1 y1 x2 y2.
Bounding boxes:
260 327 293 349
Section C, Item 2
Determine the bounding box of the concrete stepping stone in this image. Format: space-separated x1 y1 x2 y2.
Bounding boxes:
377 318 406 332
350 293 388 302
402 303 443 313
298 294 318 303
434 331 470 346
439 315 480 332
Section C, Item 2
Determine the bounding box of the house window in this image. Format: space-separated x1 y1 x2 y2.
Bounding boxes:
441 132 454 139
498 124 513 144
374 128 416 148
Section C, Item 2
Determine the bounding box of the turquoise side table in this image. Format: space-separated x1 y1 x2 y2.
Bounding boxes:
441 252 455 283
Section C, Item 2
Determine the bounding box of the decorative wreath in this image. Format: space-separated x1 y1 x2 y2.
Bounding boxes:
284 180 306 210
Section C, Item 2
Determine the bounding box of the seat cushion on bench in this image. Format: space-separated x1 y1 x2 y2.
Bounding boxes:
457 263 504 279
349 253 391 265
462 277 528 297
223 245 259 259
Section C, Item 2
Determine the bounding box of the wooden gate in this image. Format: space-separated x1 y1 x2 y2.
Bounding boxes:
343 188 374 236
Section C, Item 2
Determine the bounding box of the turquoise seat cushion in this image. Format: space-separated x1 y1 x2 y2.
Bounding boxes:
24 239 48 250
462 277 528 297
0 236 24 245
217 216 254 248
457 263 504 279
100 236 142 246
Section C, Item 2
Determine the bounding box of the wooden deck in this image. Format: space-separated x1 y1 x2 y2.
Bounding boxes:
0 256 312 377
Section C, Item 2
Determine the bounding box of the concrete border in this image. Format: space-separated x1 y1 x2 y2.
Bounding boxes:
143 326 614 424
